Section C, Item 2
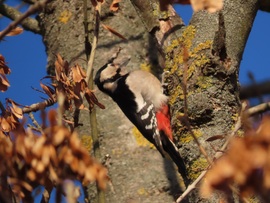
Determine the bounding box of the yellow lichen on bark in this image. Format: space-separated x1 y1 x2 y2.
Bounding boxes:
140 63 152 72
58 10 72 23
179 129 203 143
188 157 208 180
132 127 155 149
80 135 93 151
165 25 214 108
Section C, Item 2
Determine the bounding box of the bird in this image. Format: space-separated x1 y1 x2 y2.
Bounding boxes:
94 60 187 177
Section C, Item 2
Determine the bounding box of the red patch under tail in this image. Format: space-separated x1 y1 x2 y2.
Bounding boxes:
156 104 173 141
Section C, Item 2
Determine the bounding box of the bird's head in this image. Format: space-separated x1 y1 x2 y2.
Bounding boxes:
94 58 130 94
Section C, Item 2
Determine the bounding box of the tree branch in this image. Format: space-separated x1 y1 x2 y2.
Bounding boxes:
240 80 270 100
259 0 270 12
246 102 270 117
0 0 51 39
83 1 105 203
23 0 37 5
22 98 55 114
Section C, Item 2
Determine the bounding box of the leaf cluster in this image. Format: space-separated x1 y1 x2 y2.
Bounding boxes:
41 54 105 112
201 116 270 202
0 109 108 201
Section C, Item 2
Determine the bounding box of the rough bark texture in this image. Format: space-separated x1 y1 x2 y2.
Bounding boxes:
131 0 258 202
16 0 259 202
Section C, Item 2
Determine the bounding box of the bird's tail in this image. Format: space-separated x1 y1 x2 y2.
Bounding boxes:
161 132 187 175
157 105 189 184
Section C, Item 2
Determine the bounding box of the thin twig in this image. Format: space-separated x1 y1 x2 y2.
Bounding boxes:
85 4 101 84
240 80 270 100
83 1 105 203
0 0 51 40
22 97 56 114
57 93 65 126
28 112 42 131
176 170 207 203
246 102 270 117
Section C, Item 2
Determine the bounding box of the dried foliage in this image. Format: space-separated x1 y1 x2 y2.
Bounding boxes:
189 0 223 12
41 54 105 111
101 24 127 40
0 52 107 201
0 55 11 92
201 116 270 202
0 27 24 36
159 0 223 13
0 109 108 200
0 99 22 132
110 0 121 12
90 0 104 10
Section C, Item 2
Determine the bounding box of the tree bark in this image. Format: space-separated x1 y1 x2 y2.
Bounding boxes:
131 0 259 202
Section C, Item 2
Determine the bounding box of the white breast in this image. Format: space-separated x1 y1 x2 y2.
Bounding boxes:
125 70 168 112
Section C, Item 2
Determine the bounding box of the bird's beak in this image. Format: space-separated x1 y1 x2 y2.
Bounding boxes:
119 57 131 70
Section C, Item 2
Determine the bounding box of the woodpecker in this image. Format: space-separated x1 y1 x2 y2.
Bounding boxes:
94 61 187 176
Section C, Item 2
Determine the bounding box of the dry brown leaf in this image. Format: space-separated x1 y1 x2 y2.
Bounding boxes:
90 0 105 10
48 144 57 165
77 160 87 176
189 0 223 12
9 100 23 119
6 27 23 36
201 115 270 200
90 0 97 8
0 117 11 132
69 131 81 151
0 55 11 74
41 146 51 166
84 167 96 183
206 135 225 142
40 83 55 100
110 0 121 11
32 136 46 158
35 160 45 173
6 114 19 130
27 168 36 181
48 109 57 127
63 148 73 164
85 88 105 109
256 116 270 140
160 0 223 12
52 126 69 146
55 54 69 81
49 165 59 182
0 107 108 198
96 165 108 190
101 24 127 40
0 73 10 92
72 65 86 83
15 136 27 158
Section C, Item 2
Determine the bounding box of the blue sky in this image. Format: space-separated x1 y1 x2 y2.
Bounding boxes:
0 3 270 107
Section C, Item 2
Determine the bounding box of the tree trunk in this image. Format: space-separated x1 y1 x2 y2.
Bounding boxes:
131 0 259 202
36 0 259 202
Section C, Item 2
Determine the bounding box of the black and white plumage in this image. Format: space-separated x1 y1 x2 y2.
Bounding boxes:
94 62 187 176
